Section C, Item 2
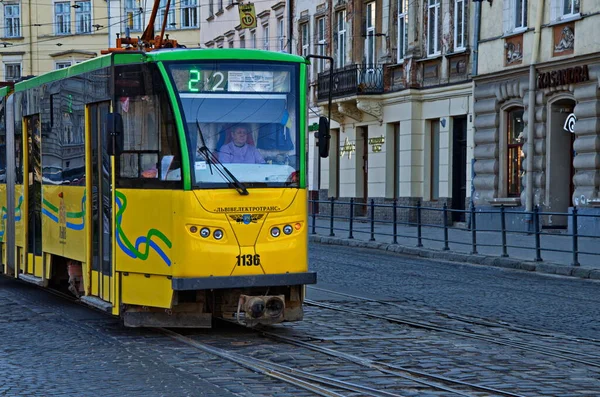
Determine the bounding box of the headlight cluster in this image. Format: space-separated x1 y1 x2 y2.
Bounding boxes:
189 225 224 240
270 223 302 238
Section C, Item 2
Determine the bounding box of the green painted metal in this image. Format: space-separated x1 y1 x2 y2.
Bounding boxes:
299 64 307 189
0 86 9 97
14 53 145 92
144 48 309 64
157 62 191 190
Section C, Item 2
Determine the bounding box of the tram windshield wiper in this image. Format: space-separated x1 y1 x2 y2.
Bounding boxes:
196 121 249 196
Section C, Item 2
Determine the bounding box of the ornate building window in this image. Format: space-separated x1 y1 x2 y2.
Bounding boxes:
4 4 20 38
427 0 440 56
181 0 198 28
75 1 92 34
397 0 407 61
55 2 71 35
454 0 465 51
507 108 525 197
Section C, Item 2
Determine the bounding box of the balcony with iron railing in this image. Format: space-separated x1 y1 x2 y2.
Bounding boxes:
317 64 385 102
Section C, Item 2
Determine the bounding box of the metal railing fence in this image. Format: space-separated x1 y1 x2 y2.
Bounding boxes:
309 198 600 267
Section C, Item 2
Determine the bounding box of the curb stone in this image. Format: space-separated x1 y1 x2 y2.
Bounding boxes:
309 234 597 281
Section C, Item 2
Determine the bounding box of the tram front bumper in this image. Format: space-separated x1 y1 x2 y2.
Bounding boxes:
171 271 317 291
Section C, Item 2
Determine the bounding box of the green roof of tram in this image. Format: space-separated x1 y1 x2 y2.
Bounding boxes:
14 48 307 92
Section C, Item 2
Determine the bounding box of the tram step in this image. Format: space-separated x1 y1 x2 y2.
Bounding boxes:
81 296 113 313
18 274 46 287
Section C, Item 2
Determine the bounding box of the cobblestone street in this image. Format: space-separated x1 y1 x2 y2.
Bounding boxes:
3 242 600 396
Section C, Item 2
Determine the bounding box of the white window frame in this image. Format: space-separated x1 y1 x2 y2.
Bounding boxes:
56 61 72 69
365 3 376 67
336 10 346 67
239 34 246 48
55 2 71 35
454 0 465 51
397 0 407 62
301 23 310 58
4 62 21 81
181 0 198 28
551 0 580 21
317 17 326 72
4 4 20 38
278 18 285 51
263 24 270 50
125 0 142 31
75 1 92 34
251 30 257 48
514 0 527 30
427 0 440 56
155 0 176 31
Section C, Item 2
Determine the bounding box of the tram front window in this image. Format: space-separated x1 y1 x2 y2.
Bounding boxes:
166 61 300 188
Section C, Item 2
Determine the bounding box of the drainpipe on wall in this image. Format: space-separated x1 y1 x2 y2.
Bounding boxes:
470 0 481 213
471 1 481 77
526 0 545 217
28 0 33 74
288 0 293 54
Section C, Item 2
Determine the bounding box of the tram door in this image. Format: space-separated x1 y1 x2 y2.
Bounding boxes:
88 102 113 302
25 114 42 277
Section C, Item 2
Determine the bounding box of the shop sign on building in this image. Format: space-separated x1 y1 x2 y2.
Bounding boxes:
537 65 589 89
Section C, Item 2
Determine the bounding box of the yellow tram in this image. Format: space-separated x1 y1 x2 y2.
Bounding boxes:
0 45 332 327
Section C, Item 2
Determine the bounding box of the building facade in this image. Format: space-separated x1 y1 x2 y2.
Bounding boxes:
0 0 109 81
198 0 289 51
472 0 600 231
0 0 202 82
304 0 475 223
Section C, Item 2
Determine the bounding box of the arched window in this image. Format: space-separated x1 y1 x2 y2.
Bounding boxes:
506 108 525 197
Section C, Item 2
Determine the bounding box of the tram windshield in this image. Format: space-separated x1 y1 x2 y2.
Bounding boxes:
166 61 300 189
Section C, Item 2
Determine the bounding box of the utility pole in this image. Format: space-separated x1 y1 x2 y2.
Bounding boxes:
288 0 293 53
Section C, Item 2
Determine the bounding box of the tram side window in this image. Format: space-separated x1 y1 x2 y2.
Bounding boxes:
115 64 181 187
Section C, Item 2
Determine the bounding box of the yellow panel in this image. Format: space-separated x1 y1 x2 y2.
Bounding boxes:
121 272 173 309
14 185 24 248
171 189 309 279
33 255 43 278
42 185 87 262
115 189 175 275
102 274 112 303
90 270 99 296
113 187 309 282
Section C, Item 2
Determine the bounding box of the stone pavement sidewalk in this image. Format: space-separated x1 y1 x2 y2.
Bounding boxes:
308 217 600 281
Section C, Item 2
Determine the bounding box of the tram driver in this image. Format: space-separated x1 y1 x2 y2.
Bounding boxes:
217 124 266 164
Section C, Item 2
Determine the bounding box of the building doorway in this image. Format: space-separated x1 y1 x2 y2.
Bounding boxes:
452 116 468 222
355 127 368 217
546 98 576 227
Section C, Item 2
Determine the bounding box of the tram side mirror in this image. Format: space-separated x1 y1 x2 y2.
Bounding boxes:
318 116 330 158
106 112 124 156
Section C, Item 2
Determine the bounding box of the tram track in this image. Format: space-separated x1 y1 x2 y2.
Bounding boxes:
163 324 526 397
4 276 583 396
305 286 600 368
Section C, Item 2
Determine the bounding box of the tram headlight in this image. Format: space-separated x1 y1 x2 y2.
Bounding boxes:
200 227 210 238
283 225 293 235
213 229 223 240
189 226 198 233
270 227 281 237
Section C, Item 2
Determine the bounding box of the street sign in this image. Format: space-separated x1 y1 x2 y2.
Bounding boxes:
238 3 257 29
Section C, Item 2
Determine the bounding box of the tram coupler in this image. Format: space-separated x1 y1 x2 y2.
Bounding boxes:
236 294 286 326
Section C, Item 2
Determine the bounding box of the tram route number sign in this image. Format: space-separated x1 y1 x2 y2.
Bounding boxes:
238 3 257 29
